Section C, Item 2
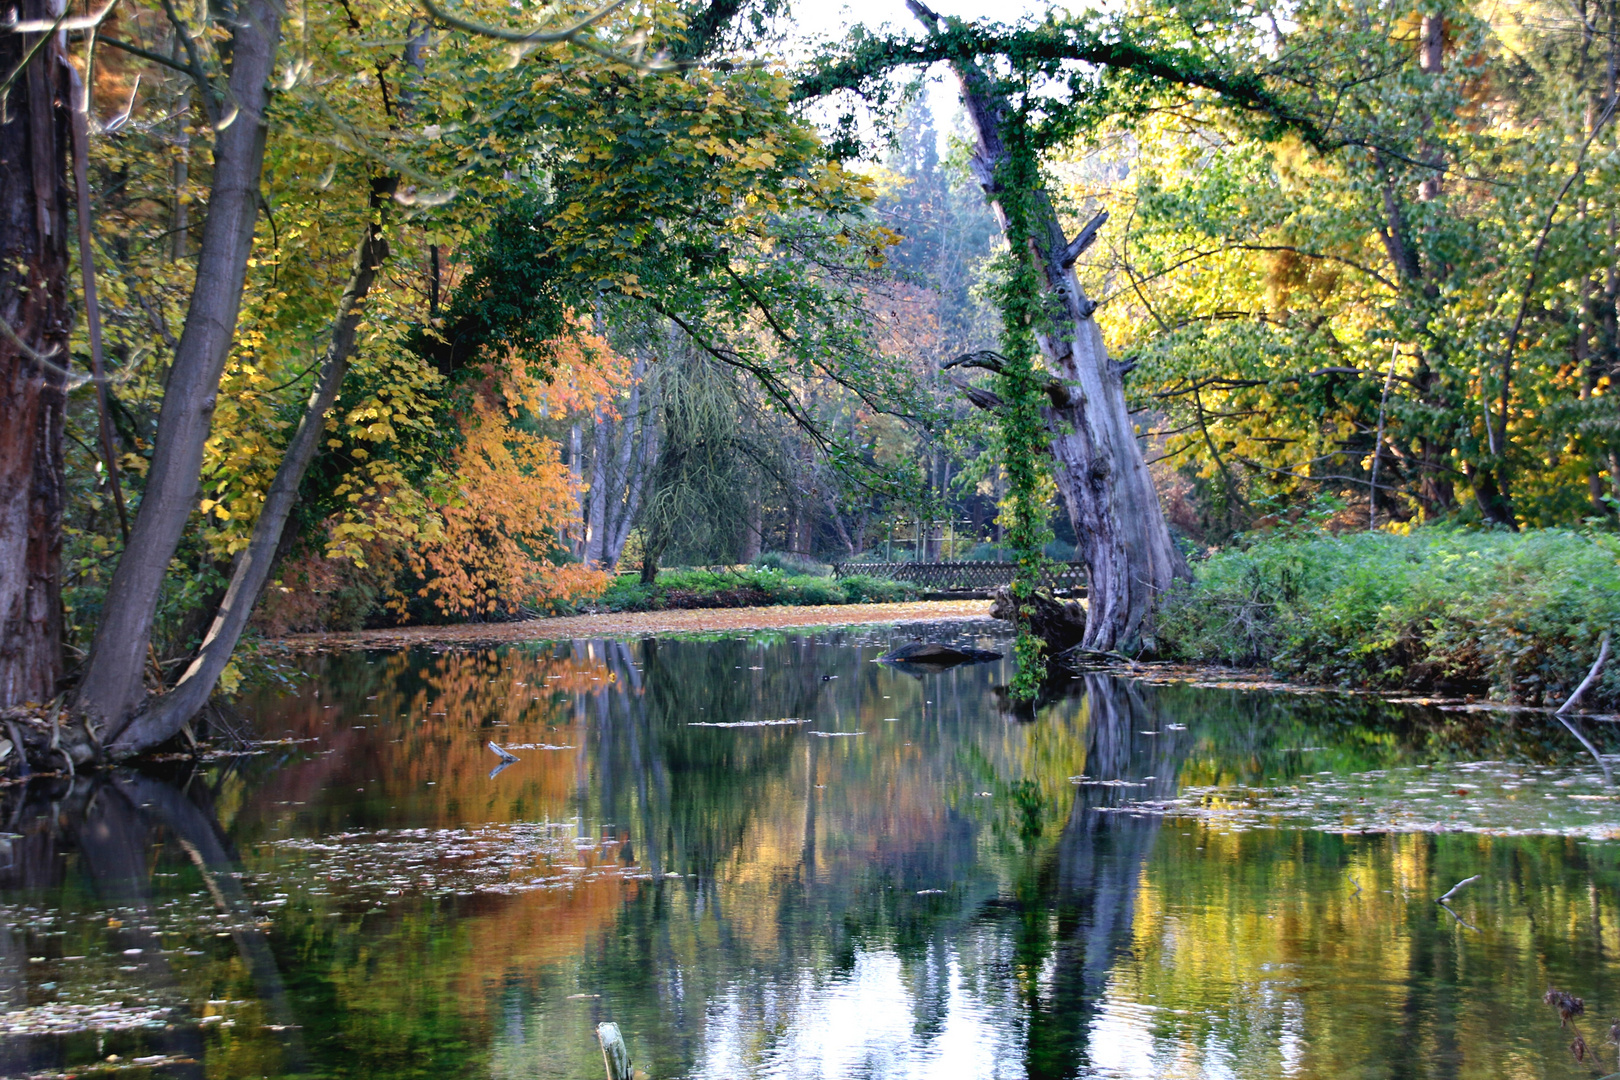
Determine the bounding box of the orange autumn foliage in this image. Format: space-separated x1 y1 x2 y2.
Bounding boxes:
411 326 631 616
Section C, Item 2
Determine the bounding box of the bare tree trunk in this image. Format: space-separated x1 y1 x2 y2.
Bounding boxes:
603 354 654 568
739 496 762 562
171 76 190 261
585 406 609 565
75 0 282 735
914 1 1187 651
785 500 802 554
599 354 642 569
1417 9 1444 202
0 9 70 708
569 422 584 558
107 179 396 759
825 495 855 555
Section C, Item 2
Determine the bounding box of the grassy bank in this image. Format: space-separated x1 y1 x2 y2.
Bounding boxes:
1157 527 1620 710
593 566 917 612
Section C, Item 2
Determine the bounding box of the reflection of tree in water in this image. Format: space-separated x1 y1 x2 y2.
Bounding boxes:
549 667 1194 1080
14 643 1616 1080
993 675 1188 1079
0 771 305 1078
611 636 831 875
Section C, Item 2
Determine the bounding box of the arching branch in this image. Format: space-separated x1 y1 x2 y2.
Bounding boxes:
941 349 1008 373
420 0 630 44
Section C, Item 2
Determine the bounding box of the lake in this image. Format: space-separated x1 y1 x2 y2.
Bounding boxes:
3 620 1618 1079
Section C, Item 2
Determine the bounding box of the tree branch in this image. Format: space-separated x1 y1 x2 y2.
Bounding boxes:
97 37 192 77
421 0 643 55
157 0 220 126
1060 210 1107 267
941 349 1008 373
948 375 1005 412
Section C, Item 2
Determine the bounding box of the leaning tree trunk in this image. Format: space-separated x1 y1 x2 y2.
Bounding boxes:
0 11 71 708
913 0 1188 653
106 177 396 759
74 0 282 736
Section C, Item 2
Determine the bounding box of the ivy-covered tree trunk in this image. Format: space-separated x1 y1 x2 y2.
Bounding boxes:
0 13 71 708
917 2 1187 653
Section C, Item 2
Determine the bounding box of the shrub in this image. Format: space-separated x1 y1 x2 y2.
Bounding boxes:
1156 527 1620 708
752 551 832 577
836 574 917 603
592 567 918 611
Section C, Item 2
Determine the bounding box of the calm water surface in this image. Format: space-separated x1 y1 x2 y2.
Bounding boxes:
4 620 1619 1079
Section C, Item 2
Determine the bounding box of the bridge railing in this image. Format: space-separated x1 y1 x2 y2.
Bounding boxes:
832 560 1087 596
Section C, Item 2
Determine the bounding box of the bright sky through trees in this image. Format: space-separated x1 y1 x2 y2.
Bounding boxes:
787 0 1059 143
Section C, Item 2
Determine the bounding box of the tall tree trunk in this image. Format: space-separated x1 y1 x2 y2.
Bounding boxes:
0 10 71 708
585 406 609 565
599 354 644 569
739 496 762 562
106 178 396 759
171 78 190 261
604 354 654 568
913 1 1187 651
1464 461 1516 527
569 422 584 559
1417 9 1444 202
75 0 282 735
824 489 855 555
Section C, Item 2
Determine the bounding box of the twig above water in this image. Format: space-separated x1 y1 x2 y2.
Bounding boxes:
1438 874 1480 903
1560 631 1611 715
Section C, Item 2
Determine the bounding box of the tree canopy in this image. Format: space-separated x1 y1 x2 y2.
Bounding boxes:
2 0 1618 746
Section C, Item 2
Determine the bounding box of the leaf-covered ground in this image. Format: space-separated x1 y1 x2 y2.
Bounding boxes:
280 599 994 651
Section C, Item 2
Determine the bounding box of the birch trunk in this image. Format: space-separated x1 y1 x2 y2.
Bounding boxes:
75 0 282 734
913 0 1187 651
106 178 395 758
0 8 70 707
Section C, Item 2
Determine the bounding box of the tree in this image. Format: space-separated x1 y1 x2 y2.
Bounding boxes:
809 3 1195 667
636 339 762 580
0 2 71 708
74 0 284 735
59 0 658 758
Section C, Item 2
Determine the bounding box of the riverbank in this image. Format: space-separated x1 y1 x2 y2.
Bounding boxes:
279 599 995 651
1159 526 1620 711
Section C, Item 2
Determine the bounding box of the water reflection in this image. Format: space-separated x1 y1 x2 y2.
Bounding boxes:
1 623 1617 1079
